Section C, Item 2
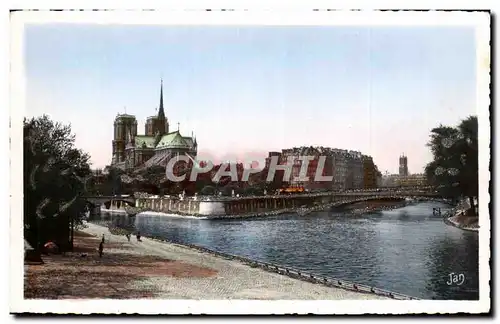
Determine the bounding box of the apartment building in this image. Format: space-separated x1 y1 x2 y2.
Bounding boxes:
265 146 377 191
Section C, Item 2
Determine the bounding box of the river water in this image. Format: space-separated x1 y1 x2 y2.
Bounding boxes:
89 201 479 300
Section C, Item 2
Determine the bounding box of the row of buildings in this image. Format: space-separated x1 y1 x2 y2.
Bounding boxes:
108 80 427 191
263 150 428 190
264 147 381 191
380 173 428 187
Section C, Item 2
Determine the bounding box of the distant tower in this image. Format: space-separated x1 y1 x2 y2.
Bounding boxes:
399 154 409 177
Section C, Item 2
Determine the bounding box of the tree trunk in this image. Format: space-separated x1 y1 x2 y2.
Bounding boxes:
36 217 41 253
70 213 74 251
468 196 476 216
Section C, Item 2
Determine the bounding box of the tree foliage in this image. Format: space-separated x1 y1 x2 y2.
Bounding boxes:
424 116 478 212
200 185 216 196
24 115 92 251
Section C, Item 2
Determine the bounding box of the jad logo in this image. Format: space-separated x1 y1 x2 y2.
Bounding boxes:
164 155 334 183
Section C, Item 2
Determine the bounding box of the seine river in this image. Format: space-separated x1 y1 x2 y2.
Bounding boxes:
89 201 479 300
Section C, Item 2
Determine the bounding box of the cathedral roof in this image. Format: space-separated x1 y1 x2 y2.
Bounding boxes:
182 137 194 147
156 131 192 149
134 135 156 148
132 131 196 151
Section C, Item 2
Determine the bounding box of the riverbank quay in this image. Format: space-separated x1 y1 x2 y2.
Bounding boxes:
202 201 340 219
25 221 410 300
441 199 479 232
443 211 479 232
101 207 126 214
131 201 340 220
84 222 417 300
344 200 408 216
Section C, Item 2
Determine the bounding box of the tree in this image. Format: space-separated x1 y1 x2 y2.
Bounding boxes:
194 170 215 193
457 116 479 211
243 186 264 196
141 165 166 194
93 166 125 195
24 115 92 252
220 184 242 196
200 185 216 196
425 116 478 213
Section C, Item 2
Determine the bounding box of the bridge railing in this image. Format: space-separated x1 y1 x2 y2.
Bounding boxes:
84 190 440 202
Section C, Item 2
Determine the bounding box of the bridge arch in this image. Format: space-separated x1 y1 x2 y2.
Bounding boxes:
84 196 136 209
334 196 406 207
341 195 451 206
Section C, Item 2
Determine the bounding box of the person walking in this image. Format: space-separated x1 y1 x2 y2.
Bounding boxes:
136 231 141 242
125 233 131 242
98 240 104 258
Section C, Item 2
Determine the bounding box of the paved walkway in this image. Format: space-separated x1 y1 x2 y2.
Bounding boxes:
82 222 389 300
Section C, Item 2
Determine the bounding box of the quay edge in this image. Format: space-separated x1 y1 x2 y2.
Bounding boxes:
83 221 419 300
144 234 420 300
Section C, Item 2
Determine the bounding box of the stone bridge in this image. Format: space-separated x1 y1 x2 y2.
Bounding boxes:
208 190 444 203
83 195 136 208
83 190 448 216
212 191 448 215
327 194 450 207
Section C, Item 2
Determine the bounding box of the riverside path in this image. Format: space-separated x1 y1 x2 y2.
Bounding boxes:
82 222 393 300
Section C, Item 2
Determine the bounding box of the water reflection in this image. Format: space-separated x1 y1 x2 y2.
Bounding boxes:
424 230 479 299
90 202 478 300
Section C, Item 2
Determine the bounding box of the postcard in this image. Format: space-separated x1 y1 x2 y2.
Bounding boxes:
10 8 490 315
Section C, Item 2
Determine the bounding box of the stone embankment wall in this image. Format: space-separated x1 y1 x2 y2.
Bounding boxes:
134 195 330 217
116 193 442 218
441 197 479 232
136 197 204 215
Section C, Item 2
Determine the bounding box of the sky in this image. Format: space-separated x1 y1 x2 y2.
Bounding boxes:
25 24 477 173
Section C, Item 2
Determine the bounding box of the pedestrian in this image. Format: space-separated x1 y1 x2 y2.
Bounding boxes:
101 234 105 243
136 231 141 242
125 233 131 242
98 241 104 258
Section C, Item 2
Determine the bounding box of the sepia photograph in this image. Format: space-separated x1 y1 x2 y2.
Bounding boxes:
9 9 490 315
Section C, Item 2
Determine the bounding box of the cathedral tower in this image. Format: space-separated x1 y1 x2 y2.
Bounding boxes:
112 113 137 164
154 79 169 136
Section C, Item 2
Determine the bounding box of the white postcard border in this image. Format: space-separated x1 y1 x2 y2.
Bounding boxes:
9 9 491 315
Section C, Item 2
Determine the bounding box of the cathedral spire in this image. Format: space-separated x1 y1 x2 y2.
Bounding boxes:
158 79 165 120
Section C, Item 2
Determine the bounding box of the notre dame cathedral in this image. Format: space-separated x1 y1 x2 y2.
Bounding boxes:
111 80 197 171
